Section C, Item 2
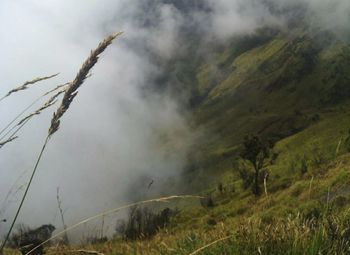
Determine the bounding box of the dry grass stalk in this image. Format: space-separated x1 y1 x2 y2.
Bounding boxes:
25 195 201 255
0 170 28 217
309 176 314 199
43 82 71 97
0 136 18 148
45 249 104 255
0 121 29 150
74 249 105 255
0 73 59 102
48 32 122 137
0 32 123 255
335 137 343 156
17 89 65 126
0 89 65 149
188 235 233 255
0 82 70 138
56 187 70 245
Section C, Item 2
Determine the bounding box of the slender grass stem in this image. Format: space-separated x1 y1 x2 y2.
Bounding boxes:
0 82 69 140
0 73 59 103
0 32 122 255
188 235 234 255
0 135 50 254
0 96 42 138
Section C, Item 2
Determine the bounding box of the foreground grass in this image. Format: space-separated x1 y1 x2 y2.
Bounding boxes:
7 100 350 255
6 151 348 255
28 209 350 254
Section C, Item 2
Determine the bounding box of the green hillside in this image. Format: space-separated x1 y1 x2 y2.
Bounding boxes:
181 31 350 190
123 30 350 254
16 29 350 255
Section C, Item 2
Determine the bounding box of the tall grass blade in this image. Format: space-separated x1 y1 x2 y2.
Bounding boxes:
188 235 233 255
0 32 122 254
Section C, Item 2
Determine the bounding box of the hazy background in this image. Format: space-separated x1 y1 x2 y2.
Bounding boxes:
0 0 349 240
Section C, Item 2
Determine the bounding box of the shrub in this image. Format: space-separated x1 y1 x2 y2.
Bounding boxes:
300 155 308 175
235 161 254 190
217 182 224 194
200 196 215 208
9 224 55 255
115 207 172 240
332 196 348 209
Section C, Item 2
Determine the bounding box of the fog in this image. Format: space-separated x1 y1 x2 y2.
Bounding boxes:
0 0 349 240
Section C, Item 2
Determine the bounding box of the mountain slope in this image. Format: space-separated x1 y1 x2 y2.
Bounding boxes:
29 28 350 255
177 31 350 189
109 30 350 253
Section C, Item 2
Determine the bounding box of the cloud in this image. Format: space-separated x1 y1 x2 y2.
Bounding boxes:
198 0 350 41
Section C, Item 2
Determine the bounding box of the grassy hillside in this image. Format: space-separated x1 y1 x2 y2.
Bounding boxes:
183 31 350 189
29 136 350 254
8 30 350 254
114 30 350 254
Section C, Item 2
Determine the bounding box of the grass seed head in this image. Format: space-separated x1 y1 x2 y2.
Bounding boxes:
48 32 122 137
1 73 59 101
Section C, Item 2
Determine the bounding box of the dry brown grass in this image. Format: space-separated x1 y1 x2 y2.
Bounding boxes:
0 136 18 148
0 73 59 102
188 235 233 255
17 89 65 126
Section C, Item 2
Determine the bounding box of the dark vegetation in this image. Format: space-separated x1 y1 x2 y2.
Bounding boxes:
240 135 275 195
9 224 55 255
115 207 172 240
